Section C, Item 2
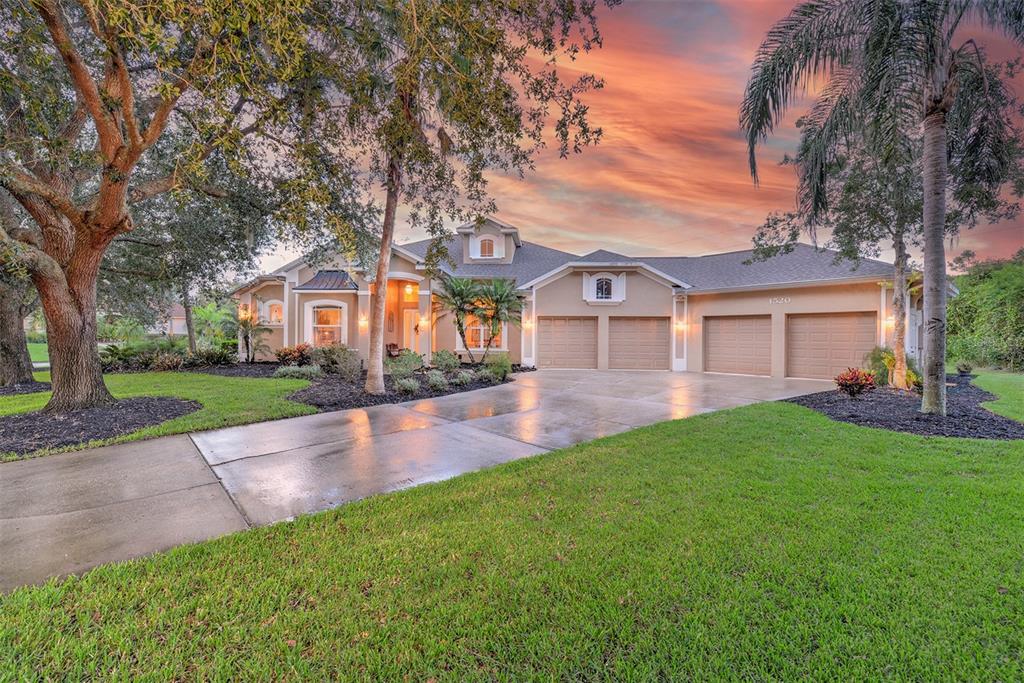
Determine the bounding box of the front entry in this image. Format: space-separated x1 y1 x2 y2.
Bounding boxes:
403 309 418 350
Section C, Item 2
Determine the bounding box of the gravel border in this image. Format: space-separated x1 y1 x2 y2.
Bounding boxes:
788 374 1024 440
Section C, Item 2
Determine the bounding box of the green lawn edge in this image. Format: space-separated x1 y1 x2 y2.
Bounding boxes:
0 371 315 462
973 371 1024 422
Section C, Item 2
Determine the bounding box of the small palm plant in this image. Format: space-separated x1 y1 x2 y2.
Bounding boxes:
237 311 271 364
433 275 483 363
476 279 523 363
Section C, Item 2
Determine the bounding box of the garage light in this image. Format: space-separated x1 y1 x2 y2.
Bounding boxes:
674 320 687 331
358 314 368 328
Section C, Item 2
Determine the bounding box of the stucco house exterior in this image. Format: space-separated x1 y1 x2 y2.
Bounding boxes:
232 217 923 379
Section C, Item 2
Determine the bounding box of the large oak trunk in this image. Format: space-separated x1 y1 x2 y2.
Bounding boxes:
890 236 909 390
0 279 35 386
364 157 401 395
182 289 197 353
920 110 948 415
34 243 115 412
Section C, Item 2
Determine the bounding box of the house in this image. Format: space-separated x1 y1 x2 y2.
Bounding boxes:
232 217 924 379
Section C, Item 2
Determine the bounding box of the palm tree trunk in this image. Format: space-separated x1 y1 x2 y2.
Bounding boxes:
455 319 475 364
920 109 948 415
890 234 909 390
364 155 401 395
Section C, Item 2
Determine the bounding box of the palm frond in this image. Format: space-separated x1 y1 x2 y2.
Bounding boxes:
739 0 872 182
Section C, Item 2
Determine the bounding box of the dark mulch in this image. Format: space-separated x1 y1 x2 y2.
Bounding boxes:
0 381 52 397
0 397 201 456
789 374 1024 440
190 362 281 378
291 372 507 411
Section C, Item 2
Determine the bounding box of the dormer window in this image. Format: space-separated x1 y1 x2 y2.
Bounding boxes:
479 238 495 258
595 277 613 300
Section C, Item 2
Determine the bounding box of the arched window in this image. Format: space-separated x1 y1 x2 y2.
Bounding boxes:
261 299 283 325
595 277 613 300
479 238 495 258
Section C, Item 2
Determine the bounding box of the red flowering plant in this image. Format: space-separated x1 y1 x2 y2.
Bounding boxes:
834 368 876 397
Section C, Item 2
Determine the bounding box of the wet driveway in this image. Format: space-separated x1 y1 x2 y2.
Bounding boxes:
0 370 830 591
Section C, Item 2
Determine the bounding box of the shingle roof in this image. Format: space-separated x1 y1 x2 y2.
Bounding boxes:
398 238 894 291
641 243 894 292
293 270 359 291
400 237 579 285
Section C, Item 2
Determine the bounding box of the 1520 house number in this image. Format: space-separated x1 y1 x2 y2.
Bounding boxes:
768 296 791 304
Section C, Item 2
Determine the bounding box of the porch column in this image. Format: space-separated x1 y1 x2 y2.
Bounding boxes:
357 289 371 362
417 287 432 360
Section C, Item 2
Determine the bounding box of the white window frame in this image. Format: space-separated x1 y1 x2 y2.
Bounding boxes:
260 299 284 326
303 299 348 346
470 234 504 259
455 315 508 352
582 272 626 304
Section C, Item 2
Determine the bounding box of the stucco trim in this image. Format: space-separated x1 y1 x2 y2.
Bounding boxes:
521 261 690 291
687 275 889 296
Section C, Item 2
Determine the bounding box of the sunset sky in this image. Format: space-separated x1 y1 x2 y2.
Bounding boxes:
268 1 1023 271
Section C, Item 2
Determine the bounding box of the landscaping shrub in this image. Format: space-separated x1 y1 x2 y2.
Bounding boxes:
474 368 498 384
394 377 420 394
386 349 424 380
275 343 313 366
425 369 449 391
834 367 876 397
906 367 923 391
956 360 973 376
484 353 513 382
184 346 236 367
24 331 47 344
312 344 362 381
150 352 184 372
452 370 474 386
431 349 460 373
863 345 922 386
272 364 323 380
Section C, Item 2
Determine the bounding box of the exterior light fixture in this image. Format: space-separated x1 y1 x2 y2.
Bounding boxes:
885 316 895 328
404 283 413 295
358 314 368 327
522 317 533 328
674 320 687 331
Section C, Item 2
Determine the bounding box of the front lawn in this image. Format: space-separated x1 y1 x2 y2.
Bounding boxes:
0 372 315 461
974 371 1024 421
2 389 1022 678
26 342 48 363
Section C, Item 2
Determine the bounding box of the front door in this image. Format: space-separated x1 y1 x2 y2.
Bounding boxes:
403 309 418 350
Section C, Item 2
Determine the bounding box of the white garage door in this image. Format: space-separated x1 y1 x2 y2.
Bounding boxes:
538 317 598 368
787 312 877 379
704 315 772 376
609 317 670 369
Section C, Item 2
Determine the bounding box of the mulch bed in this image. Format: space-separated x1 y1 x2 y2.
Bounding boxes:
0 397 200 456
290 372 507 411
789 374 1024 440
0 381 52 397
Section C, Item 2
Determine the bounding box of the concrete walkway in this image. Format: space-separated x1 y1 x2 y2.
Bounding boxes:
0 370 830 592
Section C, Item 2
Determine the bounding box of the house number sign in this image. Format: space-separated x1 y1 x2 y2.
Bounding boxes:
768 296 791 305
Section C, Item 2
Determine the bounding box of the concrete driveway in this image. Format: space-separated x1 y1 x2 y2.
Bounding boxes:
0 370 830 591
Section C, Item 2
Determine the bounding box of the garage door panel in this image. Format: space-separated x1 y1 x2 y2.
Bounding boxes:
787 312 877 379
704 316 772 376
538 317 597 368
609 317 670 370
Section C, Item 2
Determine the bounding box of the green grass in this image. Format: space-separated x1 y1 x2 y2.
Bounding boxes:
973 371 1024 421
26 342 48 362
2 393 1023 678
0 371 315 461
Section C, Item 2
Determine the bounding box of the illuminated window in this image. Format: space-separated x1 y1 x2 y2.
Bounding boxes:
263 301 283 324
463 314 503 350
478 238 495 258
595 278 613 300
312 306 343 346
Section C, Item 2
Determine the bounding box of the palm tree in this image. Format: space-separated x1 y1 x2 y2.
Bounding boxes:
740 1 1024 416
476 279 524 363
433 275 483 363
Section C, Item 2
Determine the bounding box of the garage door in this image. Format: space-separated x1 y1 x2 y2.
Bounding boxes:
609 317 670 369
787 312 877 379
704 315 772 375
538 317 598 368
